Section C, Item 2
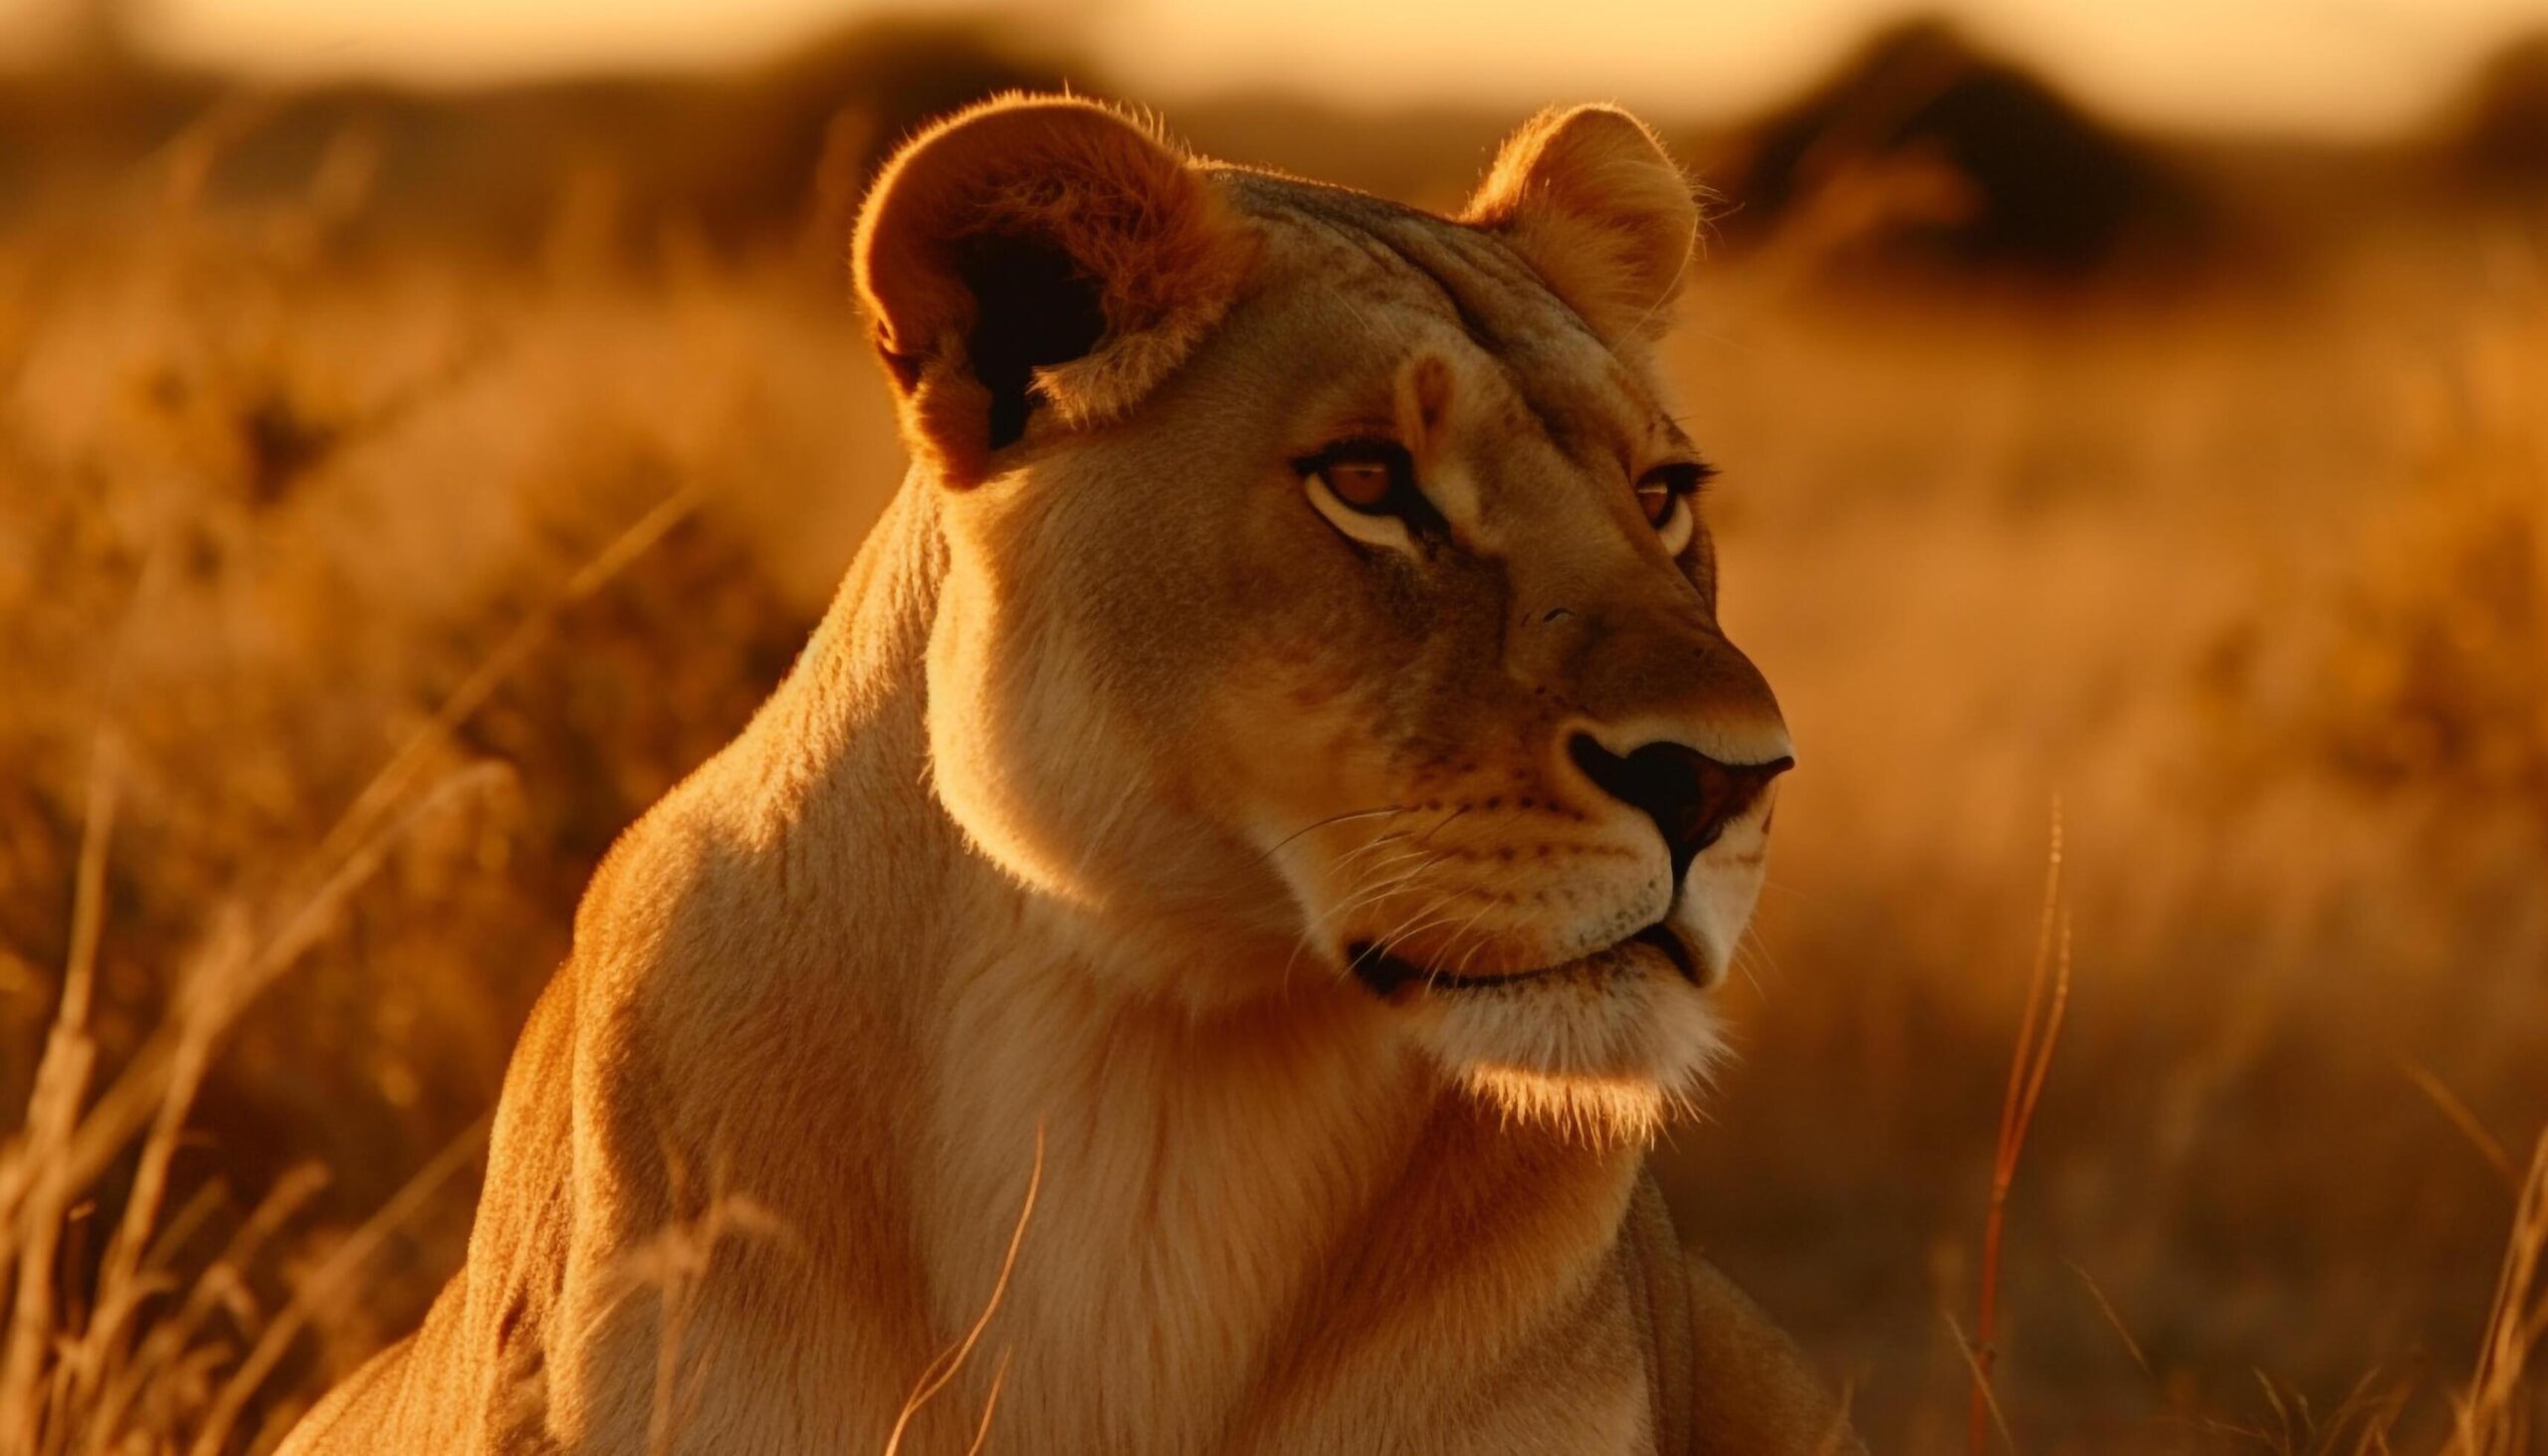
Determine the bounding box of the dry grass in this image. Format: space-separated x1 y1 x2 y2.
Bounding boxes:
1660 208 2548 1448
2448 1133 2548 1456
1 110 2543 1452
1966 818 2073 1455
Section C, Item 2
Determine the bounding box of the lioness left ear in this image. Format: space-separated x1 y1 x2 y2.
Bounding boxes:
1462 105 1699 349
854 96 1254 483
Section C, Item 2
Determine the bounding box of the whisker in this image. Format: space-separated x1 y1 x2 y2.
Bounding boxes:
1442 900 1506 978
1368 894 1478 985
1330 831 1424 878
1260 804 1406 861
1272 803 1478 989
1278 850 1454 984
1741 927 1785 980
1414 804 1474 843
1349 839 1456 887
1361 891 1458 965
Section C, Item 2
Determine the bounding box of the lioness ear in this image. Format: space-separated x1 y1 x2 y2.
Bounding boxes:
1462 105 1699 349
853 96 1253 481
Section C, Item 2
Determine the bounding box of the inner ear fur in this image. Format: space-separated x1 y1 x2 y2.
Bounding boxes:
853 96 1254 480
1462 105 1700 349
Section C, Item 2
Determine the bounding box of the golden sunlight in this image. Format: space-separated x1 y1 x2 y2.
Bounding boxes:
83 0 2548 136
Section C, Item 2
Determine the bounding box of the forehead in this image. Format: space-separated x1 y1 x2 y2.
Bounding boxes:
1216 170 1678 462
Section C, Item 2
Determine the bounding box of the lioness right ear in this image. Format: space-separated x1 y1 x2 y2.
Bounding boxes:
1462 105 1700 350
853 96 1254 483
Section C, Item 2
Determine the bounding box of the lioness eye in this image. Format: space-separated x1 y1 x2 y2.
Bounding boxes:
1635 462 1715 529
1298 441 1425 520
1325 460 1397 511
1635 482 1674 525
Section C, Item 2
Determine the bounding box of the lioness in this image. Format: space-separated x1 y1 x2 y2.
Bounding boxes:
281 97 1856 1455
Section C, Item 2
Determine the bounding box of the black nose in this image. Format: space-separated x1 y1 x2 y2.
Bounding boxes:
1567 734 1794 884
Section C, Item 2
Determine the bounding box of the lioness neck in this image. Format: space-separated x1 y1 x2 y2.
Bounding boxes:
658 477 1637 1450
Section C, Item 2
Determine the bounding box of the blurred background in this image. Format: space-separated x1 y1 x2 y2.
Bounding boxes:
3 0 2546 1450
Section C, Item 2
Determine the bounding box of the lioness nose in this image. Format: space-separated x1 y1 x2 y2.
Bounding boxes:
1567 735 1794 883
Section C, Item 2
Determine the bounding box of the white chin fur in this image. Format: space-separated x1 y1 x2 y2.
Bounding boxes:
1398 959 1727 1145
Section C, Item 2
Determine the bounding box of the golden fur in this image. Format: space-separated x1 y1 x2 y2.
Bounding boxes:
280 96 1858 1454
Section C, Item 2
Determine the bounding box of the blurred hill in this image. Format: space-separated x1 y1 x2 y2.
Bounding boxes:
5 8 2543 282
2442 30 2548 191
1703 17 2215 278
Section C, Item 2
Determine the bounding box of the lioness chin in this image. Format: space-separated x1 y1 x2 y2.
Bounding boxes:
279 96 1858 1455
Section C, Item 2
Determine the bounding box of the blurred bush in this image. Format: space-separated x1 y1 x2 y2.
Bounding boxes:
0 14 1088 267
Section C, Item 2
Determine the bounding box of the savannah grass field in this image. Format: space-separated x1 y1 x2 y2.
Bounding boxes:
3 18 2547 1453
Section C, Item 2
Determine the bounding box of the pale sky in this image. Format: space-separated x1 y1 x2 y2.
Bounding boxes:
11 0 2547 137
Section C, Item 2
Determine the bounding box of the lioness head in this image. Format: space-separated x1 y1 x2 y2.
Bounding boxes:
855 97 1790 1135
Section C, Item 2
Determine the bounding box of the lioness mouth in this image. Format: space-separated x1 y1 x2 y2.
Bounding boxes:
1349 923 1698 998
